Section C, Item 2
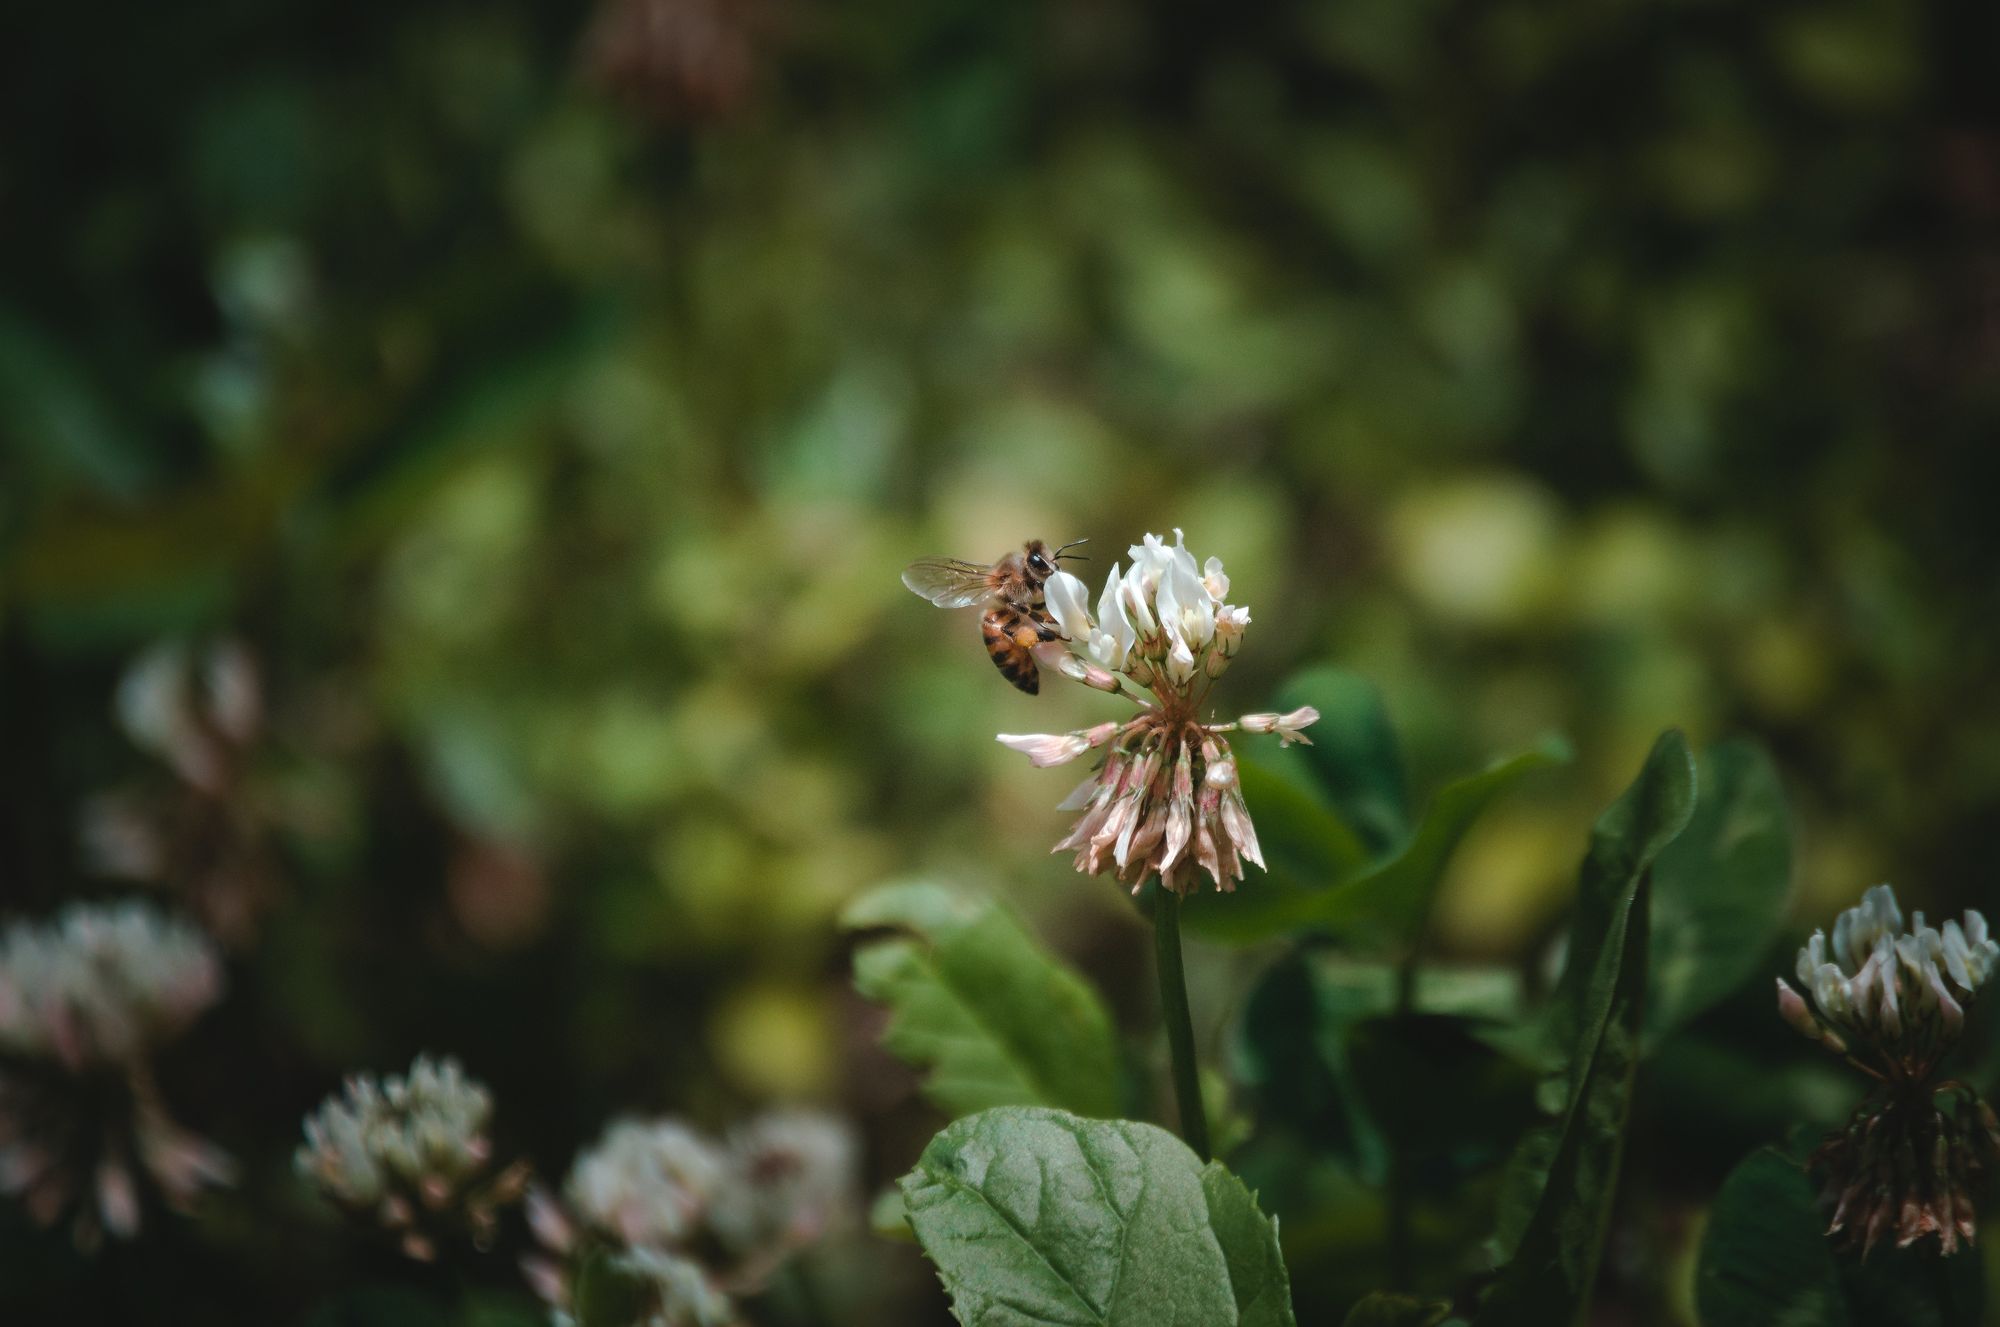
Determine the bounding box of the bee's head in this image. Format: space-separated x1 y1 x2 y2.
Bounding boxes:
1026 538 1088 581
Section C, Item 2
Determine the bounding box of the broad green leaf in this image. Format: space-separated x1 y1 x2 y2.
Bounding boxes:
1646 739 1793 1042
1274 666 1410 854
899 1107 1296 1326
1342 1293 1452 1327
1237 954 1528 1182
1475 730 1695 1327
844 881 1121 1118
1185 737 1566 948
1695 1149 1848 1327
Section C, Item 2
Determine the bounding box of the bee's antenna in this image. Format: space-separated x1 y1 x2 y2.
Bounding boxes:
1053 539 1090 562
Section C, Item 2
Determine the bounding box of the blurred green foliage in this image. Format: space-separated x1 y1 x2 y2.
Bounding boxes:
4 0 1999 1320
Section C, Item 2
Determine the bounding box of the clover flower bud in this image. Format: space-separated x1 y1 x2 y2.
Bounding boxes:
1237 706 1320 746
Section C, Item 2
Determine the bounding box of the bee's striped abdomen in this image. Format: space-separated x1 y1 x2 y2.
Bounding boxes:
981 607 1052 694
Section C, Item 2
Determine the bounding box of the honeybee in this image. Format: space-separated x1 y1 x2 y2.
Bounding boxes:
902 539 1088 693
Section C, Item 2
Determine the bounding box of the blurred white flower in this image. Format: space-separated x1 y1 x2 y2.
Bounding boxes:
997 530 1314 895
296 1054 525 1261
0 902 222 1069
528 1107 857 1323
0 901 231 1248
708 1109 859 1265
566 1119 726 1251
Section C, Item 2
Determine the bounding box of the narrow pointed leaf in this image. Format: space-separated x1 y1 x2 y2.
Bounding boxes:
1476 730 1695 1327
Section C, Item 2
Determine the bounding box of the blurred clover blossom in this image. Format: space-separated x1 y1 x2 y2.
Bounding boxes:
525 1108 858 1326
997 529 1317 895
80 637 281 948
1776 883 2000 1256
0 900 234 1248
295 1053 528 1262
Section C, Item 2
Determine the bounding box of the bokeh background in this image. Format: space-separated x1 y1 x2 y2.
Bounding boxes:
5 0 1999 1321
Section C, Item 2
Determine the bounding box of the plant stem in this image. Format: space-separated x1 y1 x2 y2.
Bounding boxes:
1386 948 1416 1289
1152 885 1211 1161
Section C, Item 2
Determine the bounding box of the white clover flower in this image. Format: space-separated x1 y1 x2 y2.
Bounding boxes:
707 1110 859 1266
996 530 1315 895
565 1118 728 1251
0 901 231 1249
296 1053 522 1260
0 901 223 1069
606 1247 738 1327
1778 884 1999 1082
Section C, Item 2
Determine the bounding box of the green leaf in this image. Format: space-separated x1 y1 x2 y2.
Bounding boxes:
1695 1148 1848 1327
1341 1292 1453 1327
1646 739 1793 1043
1475 730 1695 1327
1185 736 1567 948
573 1250 652 1327
1300 734 1570 952
899 1107 1297 1326
1237 953 1529 1182
1274 666 1410 854
844 881 1122 1118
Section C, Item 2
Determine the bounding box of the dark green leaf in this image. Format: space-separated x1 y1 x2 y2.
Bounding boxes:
1838 1242 1985 1327
573 1250 652 1327
1237 953 1529 1183
1647 739 1793 1042
1695 1148 1848 1327
1299 735 1569 952
844 881 1122 1117
1274 666 1410 854
1475 730 1695 1327
1186 737 1566 949
1342 1292 1452 1327
899 1107 1297 1326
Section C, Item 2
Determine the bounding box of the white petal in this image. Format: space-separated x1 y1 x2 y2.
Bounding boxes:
1044 571 1094 642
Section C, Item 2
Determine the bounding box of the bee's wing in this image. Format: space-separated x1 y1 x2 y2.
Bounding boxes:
902 557 993 608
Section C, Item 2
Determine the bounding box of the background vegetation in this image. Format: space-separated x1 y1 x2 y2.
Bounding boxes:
4 0 1998 1321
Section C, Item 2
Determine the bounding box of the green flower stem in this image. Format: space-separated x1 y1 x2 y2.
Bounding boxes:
1386 950 1417 1288
1151 886 1211 1162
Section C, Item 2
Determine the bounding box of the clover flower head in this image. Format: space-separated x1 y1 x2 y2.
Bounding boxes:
0 901 223 1070
296 1053 523 1260
707 1109 859 1263
0 901 231 1248
565 1118 728 1251
1777 884 1998 1080
1776 883 2000 1258
996 530 1317 895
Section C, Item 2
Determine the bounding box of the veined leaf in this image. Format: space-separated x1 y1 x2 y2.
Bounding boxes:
844 881 1121 1118
1475 730 1695 1327
1647 739 1793 1043
1696 1148 1848 1327
899 1107 1296 1326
